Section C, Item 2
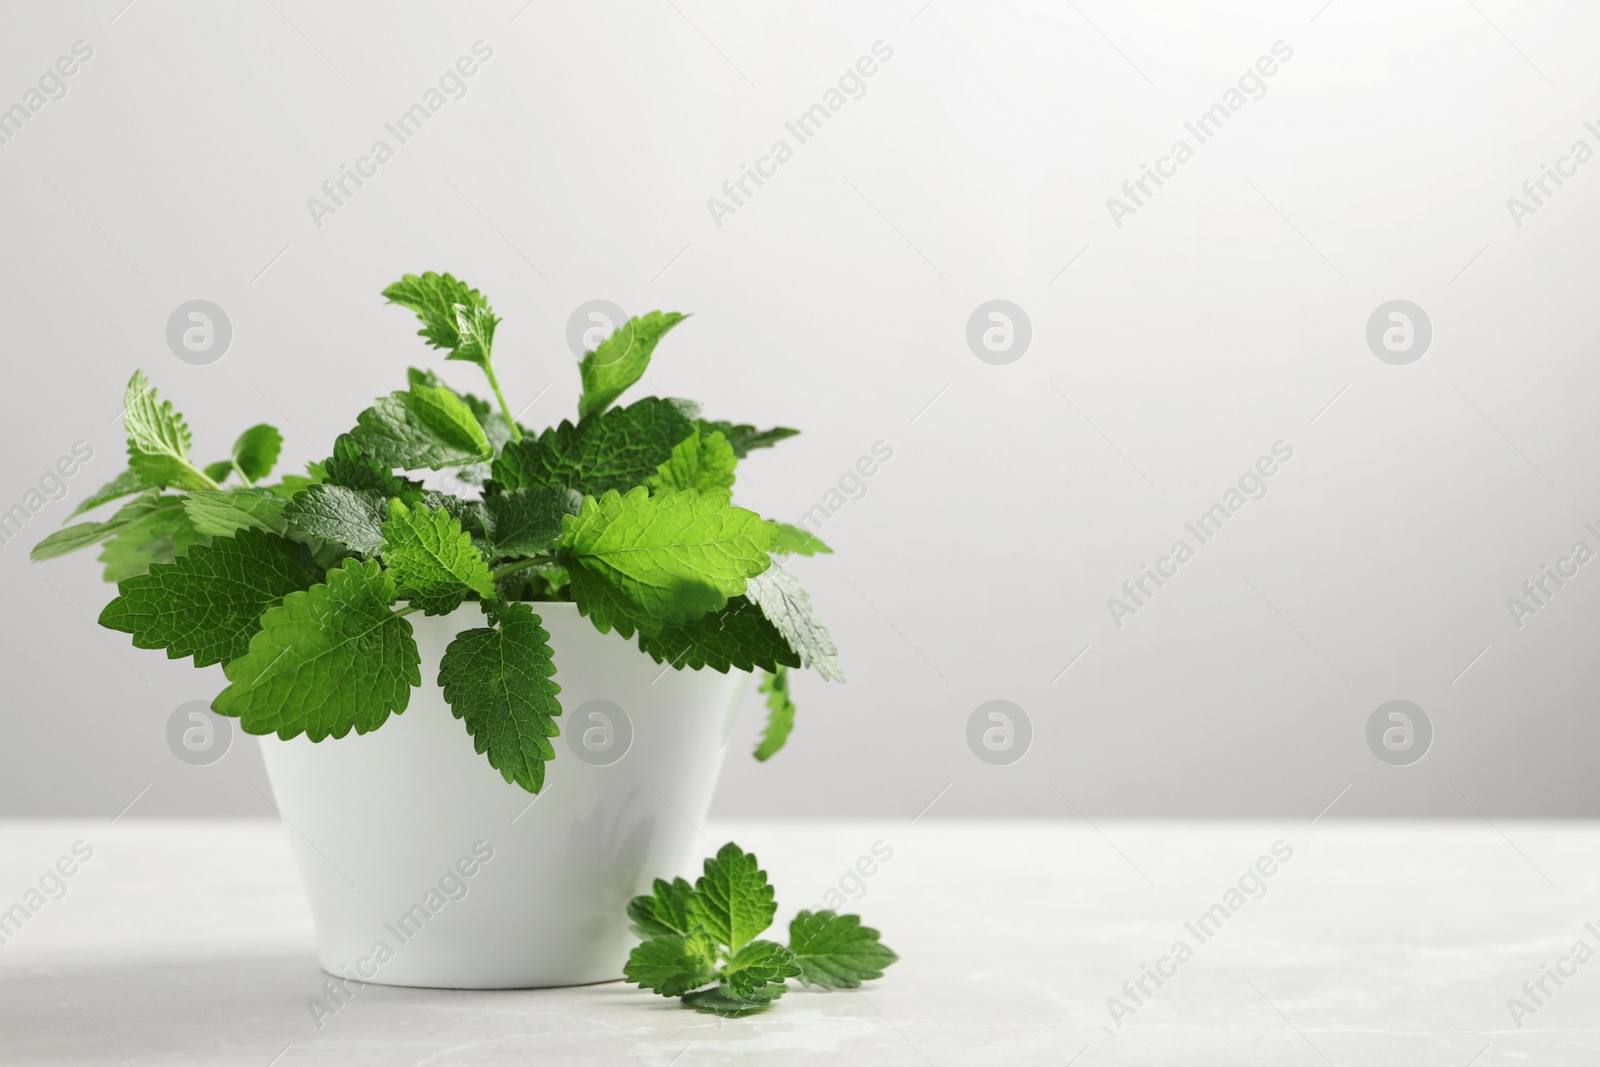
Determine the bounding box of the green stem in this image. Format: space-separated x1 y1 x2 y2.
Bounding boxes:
184 457 223 492
480 363 523 444
491 554 558 581
229 460 255 488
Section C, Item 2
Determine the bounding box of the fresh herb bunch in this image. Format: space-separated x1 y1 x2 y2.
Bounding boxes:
625 842 897 1015
33 272 844 794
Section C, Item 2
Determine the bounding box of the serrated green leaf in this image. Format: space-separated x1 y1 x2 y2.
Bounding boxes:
648 430 736 497
787 911 899 990
213 558 420 740
451 301 497 367
723 939 800 997
438 602 563 794
122 371 214 491
352 385 491 471
418 491 492 550
697 420 800 459
745 566 844 683
637 597 800 675
753 666 796 761
231 424 283 482
34 489 163 561
688 842 777 954
577 311 686 421
381 498 495 615
67 469 150 521
282 483 387 556
560 487 778 639
484 485 580 559
624 931 719 998
96 496 205 583
680 982 786 1015
772 524 831 557
183 489 288 537
321 434 423 500
383 272 499 365
492 397 694 499
627 877 698 940
97 529 322 667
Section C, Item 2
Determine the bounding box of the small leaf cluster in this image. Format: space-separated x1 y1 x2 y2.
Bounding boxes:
625 842 897 1015
34 272 844 793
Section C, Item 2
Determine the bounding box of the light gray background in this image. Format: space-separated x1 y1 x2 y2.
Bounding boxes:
3 0 1597 818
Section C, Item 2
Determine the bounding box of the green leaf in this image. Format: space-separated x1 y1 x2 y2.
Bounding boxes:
680 982 787 1015
648 430 736 497
697 420 800 459
577 311 687 421
787 911 899 990
352 385 492 471
723 939 800 997
438 602 563 794
183 489 288 537
282 483 387 556
122 371 214 491
688 842 777 954
493 397 695 499
383 272 499 365
322 434 423 500
98 529 322 668
560 488 779 639
752 666 796 762
67 469 150 520
381 498 495 615
96 496 205 583
231 424 283 482
451 302 498 367
203 461 234 484
745 566 845 683
627 877 698 940
484 486 581 559
213 558 420 740
34 489 164 561
624 931 719 998
772 524 831 557
636 597 800 675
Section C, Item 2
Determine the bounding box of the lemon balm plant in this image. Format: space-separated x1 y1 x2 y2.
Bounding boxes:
33 272 843 796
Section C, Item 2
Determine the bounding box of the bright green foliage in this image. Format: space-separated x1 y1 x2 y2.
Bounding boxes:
636 597 799 675
788 911 899 990
380 499 495 615
483 485 579 559
98 496 206 583
122 371 216 491
626 842 894 1016
438 602 562 794
648 430 736 497
321 434 422 500
493 398 695 499
230 424 283 483
33 489 165 561
752 667 796 761
577 311 686 421
383 272 499 364
282 483 388 556
628 877 698 939
353 384 491 470
213 559 420 740
183 489 288 537
98 529 322 667
560 487 778 638
689 842 779 954
697 420 799 459
68 469 149 520
745 566 844 683
773 524 831 557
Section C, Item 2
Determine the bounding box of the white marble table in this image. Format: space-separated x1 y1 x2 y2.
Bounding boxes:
2 818 1597 1065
